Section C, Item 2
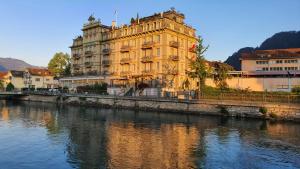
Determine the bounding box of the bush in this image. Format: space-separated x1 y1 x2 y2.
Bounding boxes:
6 82 14 91
292 86 300 94
259 107 268 115
218 105 229 116
77 82 108 94
269 112 278 119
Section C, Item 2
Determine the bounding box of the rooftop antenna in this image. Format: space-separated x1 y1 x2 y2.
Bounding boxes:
114 10 118 27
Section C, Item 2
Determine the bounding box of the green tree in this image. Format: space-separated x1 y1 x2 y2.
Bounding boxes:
187 36 210 96
6 82 14 91
211 62 234 90
48 52 70 77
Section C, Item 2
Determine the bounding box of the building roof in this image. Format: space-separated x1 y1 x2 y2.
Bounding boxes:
241 48 300 60
27 68 53 76
10 70 24 77
0 72 9 79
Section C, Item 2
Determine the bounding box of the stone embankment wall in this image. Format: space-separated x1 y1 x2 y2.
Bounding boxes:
15 94 300 122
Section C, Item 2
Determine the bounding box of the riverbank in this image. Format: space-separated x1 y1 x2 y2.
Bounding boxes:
12 94 300 122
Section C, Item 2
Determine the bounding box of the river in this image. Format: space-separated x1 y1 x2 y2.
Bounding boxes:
0 100 299 169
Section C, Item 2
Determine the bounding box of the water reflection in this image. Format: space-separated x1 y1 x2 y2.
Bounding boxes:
0 100 300 169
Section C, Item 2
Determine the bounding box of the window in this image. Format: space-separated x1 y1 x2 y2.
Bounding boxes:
35 78 40 82
276 60 282 64
156 35 160 42
46 78 50 81
157 62 160 71
256 61 268 64
157 48 160 56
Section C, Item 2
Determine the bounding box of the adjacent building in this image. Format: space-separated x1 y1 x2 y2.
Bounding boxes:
61 8 198 91
24 68 58 89
241 48 300 72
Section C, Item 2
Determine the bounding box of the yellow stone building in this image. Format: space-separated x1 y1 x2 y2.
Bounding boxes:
62 9 198 91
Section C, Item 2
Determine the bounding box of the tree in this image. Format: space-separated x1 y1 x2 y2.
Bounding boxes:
6 82 14 91
211 62 234 90
187 36 210 96
48 52 70 77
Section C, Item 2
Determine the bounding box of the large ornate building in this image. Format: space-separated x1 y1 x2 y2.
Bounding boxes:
61 9 198 90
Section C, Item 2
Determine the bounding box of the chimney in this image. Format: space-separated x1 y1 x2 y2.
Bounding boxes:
112 21 116 29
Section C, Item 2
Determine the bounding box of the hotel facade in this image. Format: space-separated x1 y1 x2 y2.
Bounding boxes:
61 9 198 91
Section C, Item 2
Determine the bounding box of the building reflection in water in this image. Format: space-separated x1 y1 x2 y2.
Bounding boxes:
0 100 300 169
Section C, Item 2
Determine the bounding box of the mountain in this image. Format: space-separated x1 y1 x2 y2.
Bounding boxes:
0 57 39 71
225 31 300 70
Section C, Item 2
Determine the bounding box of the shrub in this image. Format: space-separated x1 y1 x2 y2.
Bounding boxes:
292 86 300 94
259 107 268 115
218 105 229 116
6 82 14 91
269 112 278 119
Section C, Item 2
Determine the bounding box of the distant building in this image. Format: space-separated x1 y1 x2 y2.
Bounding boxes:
61 8 198 91
9 70 25 90
240 48 300 72
24 68 58 89
0 72 10 90
219 48 300 92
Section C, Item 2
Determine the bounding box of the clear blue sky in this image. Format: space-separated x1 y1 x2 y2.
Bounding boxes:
0 0 299 66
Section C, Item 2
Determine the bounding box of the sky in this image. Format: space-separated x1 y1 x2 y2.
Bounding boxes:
0 0 299 67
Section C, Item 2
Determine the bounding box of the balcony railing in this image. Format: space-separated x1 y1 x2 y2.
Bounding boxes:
141 56 154 63
102 49 111 55
120 45 130 52
189 47 196 53
85 62 93 67
170 69 179 75
169 55 179 61
73 64 80 68
120 58 131 64
86 70 98 75
73 71 84 76
85 51 93 57
102 60 111 66
73 54 80 60
169 41 179 48
120 71 132 76
141 41 155 49
141 70 154 76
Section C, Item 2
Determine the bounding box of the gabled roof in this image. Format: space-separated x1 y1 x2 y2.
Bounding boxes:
27 68 53 76
10 70 24 77
0 72 9 79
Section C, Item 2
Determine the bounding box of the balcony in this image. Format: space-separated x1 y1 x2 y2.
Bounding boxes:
102 71 110 75
141 70 154 76
73 64 80 69
120 45 130 52
86 70 98 75
85 51 93 57
189 47 196 53
141 41 155 49
84 62 93 68
141 56 154 63
169 55 179 61
73 54 80 60
73 71 83 76
102 60 111 66
169 41 179 48
120 58 131 64
120 71 132 76
102 49 111 55
169 69 179 75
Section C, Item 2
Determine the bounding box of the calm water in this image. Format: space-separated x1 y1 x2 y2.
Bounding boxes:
0 101 299 169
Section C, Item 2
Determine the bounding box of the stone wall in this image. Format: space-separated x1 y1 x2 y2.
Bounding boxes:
14 94 300 122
